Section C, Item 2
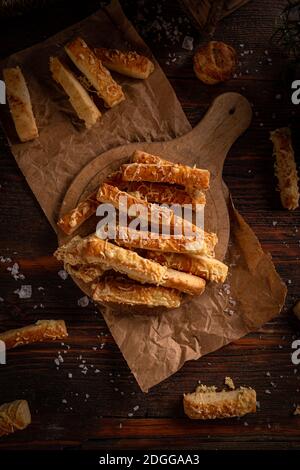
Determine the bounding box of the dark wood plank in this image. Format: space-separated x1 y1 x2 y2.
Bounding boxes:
0 0 299 450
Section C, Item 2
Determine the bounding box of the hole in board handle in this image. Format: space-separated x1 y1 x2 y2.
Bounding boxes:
229 107 236 115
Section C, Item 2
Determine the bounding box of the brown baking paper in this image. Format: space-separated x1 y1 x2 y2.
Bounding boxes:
0 1 286 392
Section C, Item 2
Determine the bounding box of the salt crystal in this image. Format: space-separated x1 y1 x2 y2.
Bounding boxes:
78 296 89 307
14 285 32 299
68 373 73 378
265 389 271 394
272 221 277 226
62 399 67 404
275 94 282 100
58 270 68 280
182 35 194 51
133 405 139 412
0 297 3 302
128 412 133 417
54 358 60 366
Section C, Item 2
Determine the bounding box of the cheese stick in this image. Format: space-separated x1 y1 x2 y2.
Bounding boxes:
146 251 228 283
94 48 154 79
65 37 125 108
270 127 299 210
114 227 205 254
122 162 210 190
0 320 68 350
97 183 216 255
65 263 106 283
57 191 98 235
54 235 206 295
0 400 31 437
184 384 256 420
128 181 206 207
92 278 181 308
50 56 101 128
3 66 38 142
132 150 208 204
57 170 128 235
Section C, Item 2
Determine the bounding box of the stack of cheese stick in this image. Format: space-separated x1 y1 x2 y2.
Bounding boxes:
55 150 228 308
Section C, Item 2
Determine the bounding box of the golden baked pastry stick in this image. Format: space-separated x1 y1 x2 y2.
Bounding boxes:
92 278 181 308
97 183 216 256
3 66 38 142
0 400 31 437
57 191 98 235
94 48 154 79
114 227 205 255
184 384 256 419
122 163 210 190
270 127 299 210
0 320 68 350
65 37 125 108
50 56 101 128
55 235 206 295
128 181 206 207
146 251 228 283
131 150 207 204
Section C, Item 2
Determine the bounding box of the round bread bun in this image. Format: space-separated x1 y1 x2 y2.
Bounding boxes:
193 41 237 85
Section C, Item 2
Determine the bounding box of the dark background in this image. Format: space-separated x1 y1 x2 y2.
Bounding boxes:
0 0 299 450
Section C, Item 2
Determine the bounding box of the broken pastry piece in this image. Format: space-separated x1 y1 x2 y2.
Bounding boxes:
146 251 228 283
270 127 299 210
50 56 101 128
65 37 125 108
0 400 31 437
184 384 256 419
3 66 38 142
0 320 68 350
94 48 154 79
193 41 237 85
92 278 181 308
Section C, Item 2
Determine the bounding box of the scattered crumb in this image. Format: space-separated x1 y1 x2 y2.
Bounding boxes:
225 376 235 390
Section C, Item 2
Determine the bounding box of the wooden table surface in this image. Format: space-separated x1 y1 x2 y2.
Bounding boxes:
0 0 299 451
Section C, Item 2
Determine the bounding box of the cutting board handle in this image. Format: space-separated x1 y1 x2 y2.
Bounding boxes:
174 92 252 176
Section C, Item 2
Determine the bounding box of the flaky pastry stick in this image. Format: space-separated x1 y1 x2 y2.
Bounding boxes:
132 150 208 202
57 191 98 235
0 320 68 350
122 163 210 191
146 251 228 283
50 56 101 128
128 181 206 207
97 183 217 256
54 235 206 295
92 278 181 308
0 400 31 437
3 66 38 142
65 37 125 108
114 227 206 254
183 384 256 420
94 48 154 79
270 127 299 210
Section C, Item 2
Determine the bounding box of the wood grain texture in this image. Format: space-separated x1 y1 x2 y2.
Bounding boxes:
0 0 299 450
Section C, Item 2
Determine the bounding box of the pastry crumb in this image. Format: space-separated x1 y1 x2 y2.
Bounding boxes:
225 376 235 390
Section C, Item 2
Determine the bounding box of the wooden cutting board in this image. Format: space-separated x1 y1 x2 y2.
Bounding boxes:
58 92 252 266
